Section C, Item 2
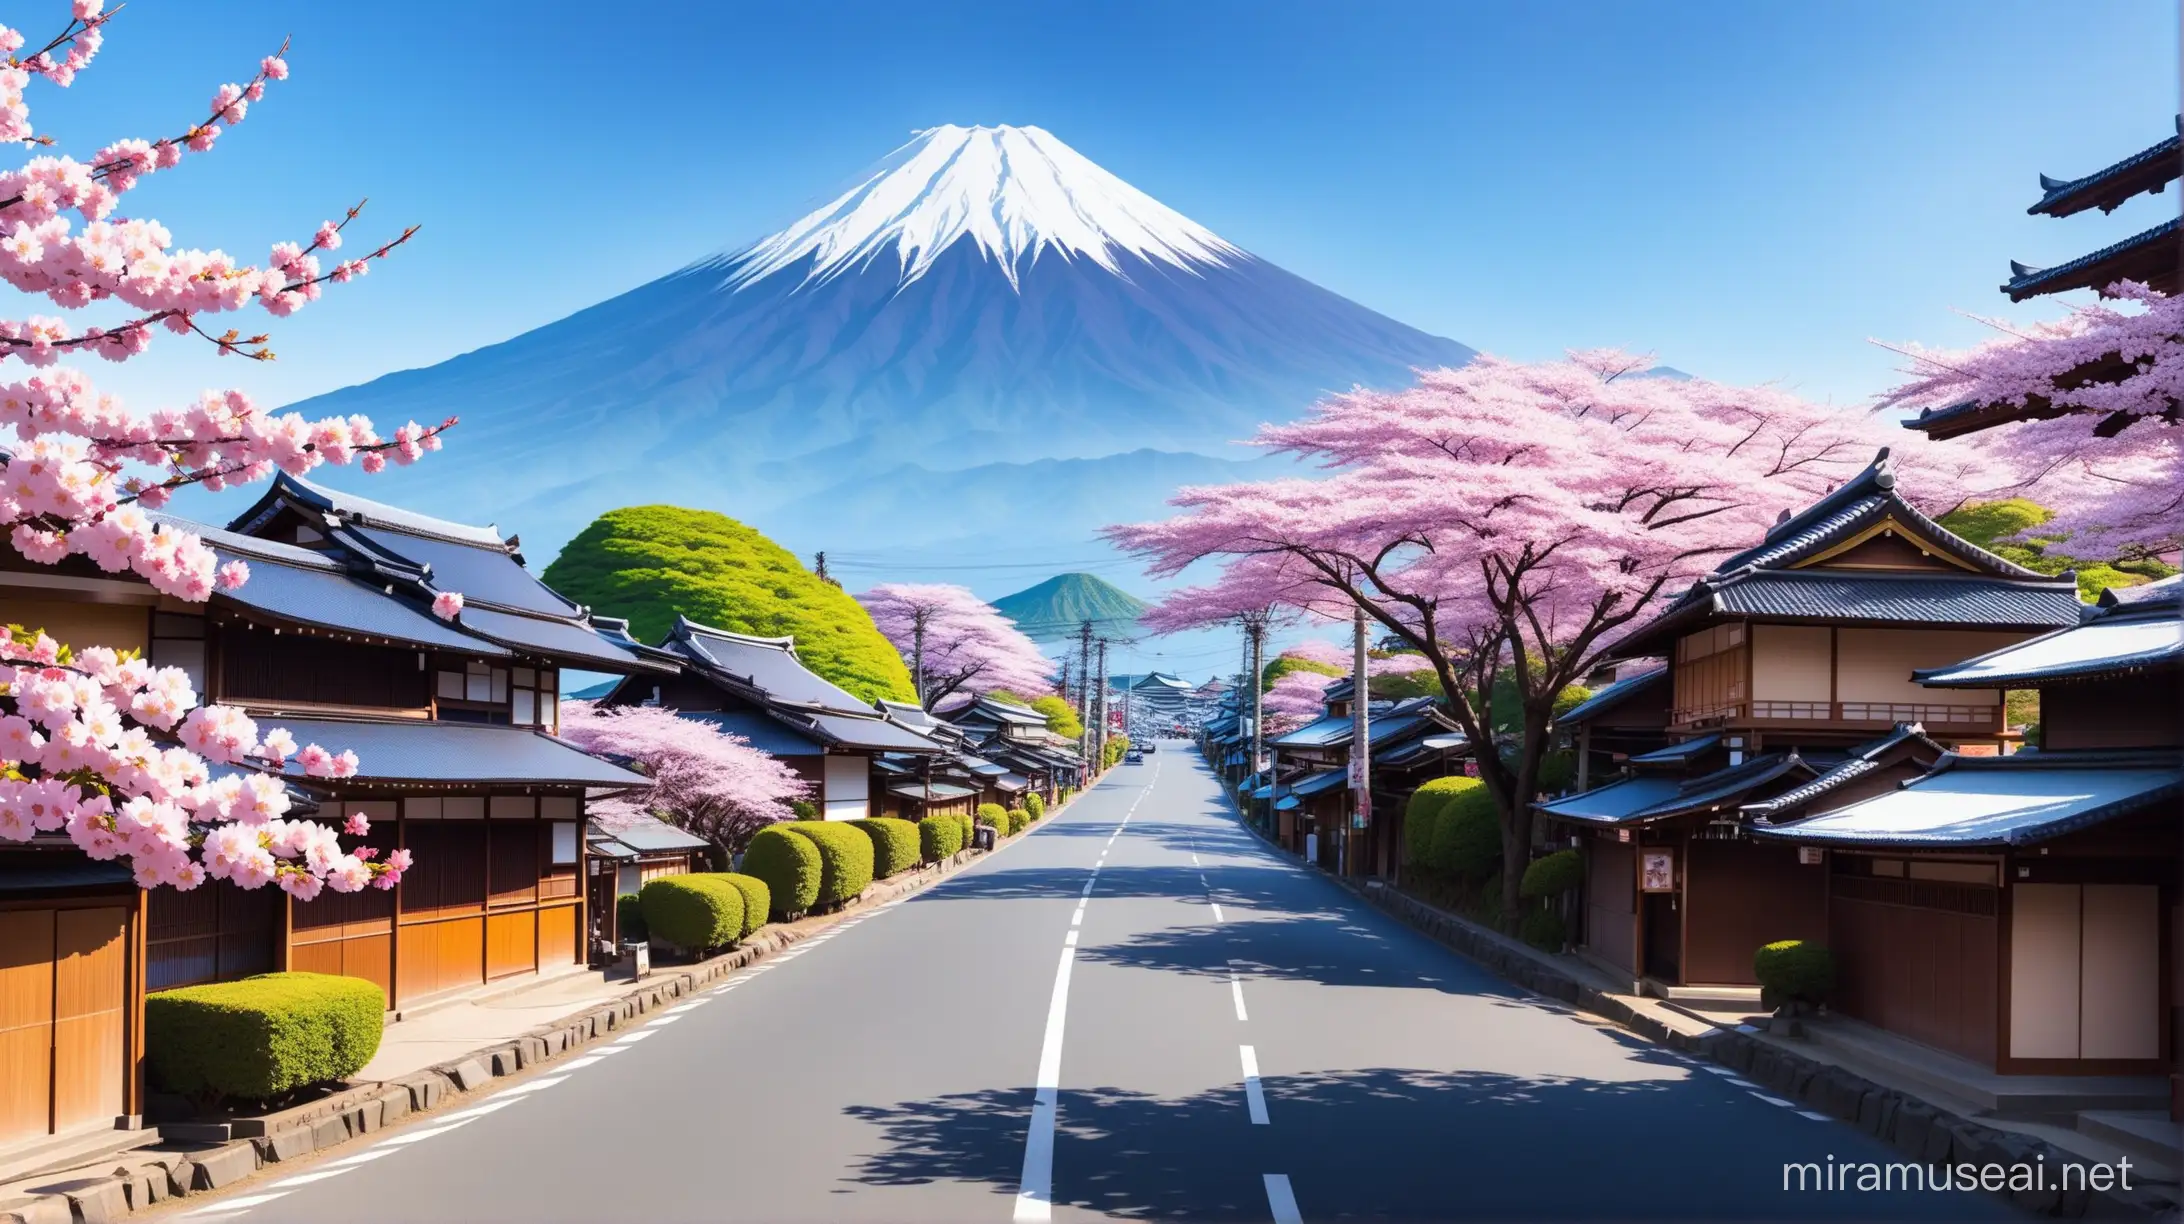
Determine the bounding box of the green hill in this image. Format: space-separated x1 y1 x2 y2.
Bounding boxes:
993 573 1150 642
541 505 917 704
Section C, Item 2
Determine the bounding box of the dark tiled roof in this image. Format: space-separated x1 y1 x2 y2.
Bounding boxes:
351 526 577 618
887 781 979 802
668 619 871 715
1537 775 1688 824
1916 578 2182 687
1629 734 1721 765
458 604 658 672
2004 216 2181 301
1629 752 1816 821
2029 120 2182 217
1270 713 1354 748
1557 668 1665 727
586 809 709 854
678 710 825 756
1701 570 2082 628
1740 724 1942 819
254 473 509 549
782 710 943 754
1715 454 2042 579
260 716 650 788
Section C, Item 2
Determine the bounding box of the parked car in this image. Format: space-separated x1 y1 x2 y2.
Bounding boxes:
1141 741 1157 753
1125 749 1145 764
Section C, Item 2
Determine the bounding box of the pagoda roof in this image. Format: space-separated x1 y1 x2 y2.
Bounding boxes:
2028 119 2181 218
1612 452 2081 657
2004 215 2180 302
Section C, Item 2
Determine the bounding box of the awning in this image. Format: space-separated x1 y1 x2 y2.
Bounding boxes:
587 811 709 854
1537 776 1687 824
1270 714 1351 748
258 716 652 788
887 782 979 803
1274 796 1300 811
994 774 1030 793
1630 734 1721 765
955 755 1011 777
1753 752 2182 848
1289 769 1348 798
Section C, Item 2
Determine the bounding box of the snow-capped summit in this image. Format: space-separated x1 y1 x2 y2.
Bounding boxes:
285 123 1474 563
727 124 1245 292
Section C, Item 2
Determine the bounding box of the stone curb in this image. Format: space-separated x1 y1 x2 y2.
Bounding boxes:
0 829 1038 1224
1339 870 2179 1221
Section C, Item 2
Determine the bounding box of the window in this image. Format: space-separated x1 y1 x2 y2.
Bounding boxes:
437 658 511 711
550 822 578 866
150 612 207 695
511 668 559 729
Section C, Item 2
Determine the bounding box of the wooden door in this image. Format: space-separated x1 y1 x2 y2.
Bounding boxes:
0 906 127 1145
0 909 56 1146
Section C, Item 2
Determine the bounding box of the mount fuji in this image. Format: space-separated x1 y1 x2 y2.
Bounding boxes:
287 124 1474 567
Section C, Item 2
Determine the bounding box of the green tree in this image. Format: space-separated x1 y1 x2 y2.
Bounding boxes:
543 506 916 703
1939 499 2175 602
1031 694 1083 740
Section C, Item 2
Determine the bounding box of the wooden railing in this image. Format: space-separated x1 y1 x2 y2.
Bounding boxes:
1673 700 1999 728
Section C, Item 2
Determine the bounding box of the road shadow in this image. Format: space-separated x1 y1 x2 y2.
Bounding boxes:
843 1066 2004 1221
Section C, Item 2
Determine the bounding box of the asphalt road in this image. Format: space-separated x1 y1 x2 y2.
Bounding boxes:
180 742 2011 1223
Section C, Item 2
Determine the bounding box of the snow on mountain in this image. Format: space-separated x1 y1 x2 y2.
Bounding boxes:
730 124 1243 290
286 124 1474 567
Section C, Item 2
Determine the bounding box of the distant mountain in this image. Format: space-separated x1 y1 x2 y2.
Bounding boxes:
284 123 1474 564
994 573 1150 642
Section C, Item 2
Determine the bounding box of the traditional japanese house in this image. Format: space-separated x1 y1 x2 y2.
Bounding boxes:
1557 664 1671 792
1536 451 2085 996
1264 684 1458 875
943 696 1080 801
1 481 663 1157
606 618 945 821
585 809 711 955
1755 576 2181 1084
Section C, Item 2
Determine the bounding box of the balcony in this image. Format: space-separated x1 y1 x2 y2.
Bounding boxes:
1669 699 2002 734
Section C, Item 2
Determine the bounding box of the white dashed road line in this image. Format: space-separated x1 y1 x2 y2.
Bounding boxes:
1228 963 1249 1021
1240 1045 1270 1125
1264 1173 1304 1224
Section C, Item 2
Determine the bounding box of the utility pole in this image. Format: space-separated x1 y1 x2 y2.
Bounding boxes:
1059 658 1071 709
1350 608 1372 878
909 603 928 709
1094 638 1109 766
813 551 838 588
1242 609 1268 831
1077 620 1094 770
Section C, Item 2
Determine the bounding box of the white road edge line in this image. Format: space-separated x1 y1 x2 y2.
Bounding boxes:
1240 1045 1270 1124
268 1169 352 1188
321 1148 395 1168
1012 944 1079 1222
1751 1093 1795 1108
1064 929 1078 947
1798 1110 1833 1121
1264 1173 1303 1224
185 1192 288 1214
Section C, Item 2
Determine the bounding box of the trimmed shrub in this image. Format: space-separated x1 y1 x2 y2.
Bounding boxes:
1024 792 1045 821
1754 940 1835 1010
640 874 745 952
1520 849 1583 900
976 802 1008 831
1404 779 1467 867
956 812 976 848
790 799 820 821
615 893 647 944
1426 777 1501 882
1005 807 1030 835
147 972 384 1104
919 813 964 862
1520 907 1567 953
742 823 824 918
851 817 922 879
719 872 770 940
787 820 875 907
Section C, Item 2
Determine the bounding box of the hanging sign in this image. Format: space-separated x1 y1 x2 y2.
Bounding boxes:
1462 759 1479 777
1640 850 1676 893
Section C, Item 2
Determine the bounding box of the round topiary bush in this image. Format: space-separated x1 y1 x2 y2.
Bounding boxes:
1520 906 1567 953
742 823 824 918
718 872 770 940
615 893 647 944
955 812 976 848
640 874 746 953
851 817 922 879
787 820 876 907
1426 777 1501 882
1005 807 1029 835
1520 849 1583 900
147 972 384 1105
918 814 964 862
1025 792 1045 821
1754 940 1835 1010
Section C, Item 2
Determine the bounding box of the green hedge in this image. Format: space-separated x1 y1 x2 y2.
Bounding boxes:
742 824 824 918
976 803 1008 831
955 812 976 848
1005 807 1030 835
1520 907 1567 953
640 874 746 952
1426 777 1500 881
1024 792 1045 821
787 820 875 907
852 817 922 878
147 972 384 1104
1404 778 1467 867
718 873 770 940
1520 849 1583 900
615 893 647 944
919 813 964 862
1754 940 1834 1009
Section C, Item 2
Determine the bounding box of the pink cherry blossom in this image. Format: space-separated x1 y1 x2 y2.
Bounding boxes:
343 810 370 836
431 591 464 620
560 702 809 855
857 583 1053 710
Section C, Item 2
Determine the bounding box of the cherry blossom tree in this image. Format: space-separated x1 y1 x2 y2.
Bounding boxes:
1876 280 2180 553
0 6 449 897
1111 350 1981 923
1260 669 1334 733
858 583 1054 710
560 702 810 854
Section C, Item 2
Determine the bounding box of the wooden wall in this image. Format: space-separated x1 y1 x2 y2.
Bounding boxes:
1828 871 1999 1066
1682 837 1828 985
2042 676 2182 750
0 887 137 1149
1584 836 1637 974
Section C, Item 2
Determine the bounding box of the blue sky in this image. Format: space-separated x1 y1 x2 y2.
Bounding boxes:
55 0 2177 422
